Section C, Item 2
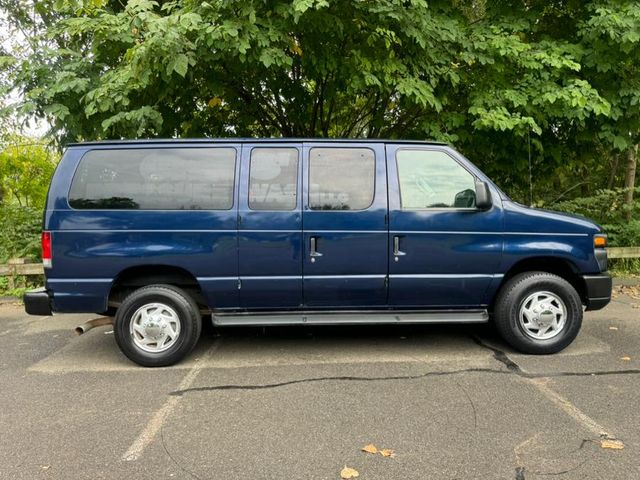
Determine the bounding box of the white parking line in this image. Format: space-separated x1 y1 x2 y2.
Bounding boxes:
530 377 612 438
122 339 222 462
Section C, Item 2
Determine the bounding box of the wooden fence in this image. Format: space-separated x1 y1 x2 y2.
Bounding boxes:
607 247 640 259
1 247 638 289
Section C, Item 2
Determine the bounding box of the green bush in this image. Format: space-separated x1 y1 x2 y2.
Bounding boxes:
551 187 640 247
0 140 57 209
0 206 42 262
0 275 44 298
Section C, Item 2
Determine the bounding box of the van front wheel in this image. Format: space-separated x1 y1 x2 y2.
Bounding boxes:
114 285 202 367
494 272 583 354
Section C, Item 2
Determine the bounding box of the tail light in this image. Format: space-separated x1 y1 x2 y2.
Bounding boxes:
42 231 52 268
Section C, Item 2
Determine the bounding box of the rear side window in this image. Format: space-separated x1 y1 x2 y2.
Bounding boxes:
68 148 236 210
249 148 298 211
396 150 476 209
309 148 375 210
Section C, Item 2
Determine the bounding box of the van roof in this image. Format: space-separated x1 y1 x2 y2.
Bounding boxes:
67 138 448 147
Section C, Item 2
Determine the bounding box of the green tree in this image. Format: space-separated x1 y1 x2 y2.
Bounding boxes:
2 2 608 138
3 0 638 207
0 136 58 207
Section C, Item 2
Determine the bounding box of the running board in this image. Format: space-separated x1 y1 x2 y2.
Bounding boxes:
212 309 489 326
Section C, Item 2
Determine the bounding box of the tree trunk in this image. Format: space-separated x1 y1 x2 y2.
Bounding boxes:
623 144 638 221
607 153 620 190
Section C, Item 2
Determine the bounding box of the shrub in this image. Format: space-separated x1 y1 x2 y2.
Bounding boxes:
551 187 640 247
0 206 42 262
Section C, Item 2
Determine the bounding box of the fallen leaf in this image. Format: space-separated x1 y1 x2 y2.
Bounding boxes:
379 449 396 458
362 444 378 454
601 439 625 450
620 356 631 361
616 285 640 300
340 466 359 479
608 326 618 331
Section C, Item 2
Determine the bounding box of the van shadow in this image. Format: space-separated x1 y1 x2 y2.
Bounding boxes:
203 316 497 341
198 317 509 369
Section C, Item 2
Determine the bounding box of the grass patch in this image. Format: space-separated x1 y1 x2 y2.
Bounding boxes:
0 275 43 298
609 258 640 278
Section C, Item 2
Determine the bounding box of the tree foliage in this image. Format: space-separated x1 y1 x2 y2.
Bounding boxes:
0 0 638 206
0 137 58 207
0 137 58 262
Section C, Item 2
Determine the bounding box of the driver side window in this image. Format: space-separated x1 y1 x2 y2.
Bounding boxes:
396 150 476 209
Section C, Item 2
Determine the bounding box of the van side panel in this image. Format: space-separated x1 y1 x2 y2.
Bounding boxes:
44 145 240 313
301 142 389 308
386 144 504 307
237 143 303 309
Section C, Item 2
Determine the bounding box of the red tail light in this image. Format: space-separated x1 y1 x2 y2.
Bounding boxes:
42 231 52 268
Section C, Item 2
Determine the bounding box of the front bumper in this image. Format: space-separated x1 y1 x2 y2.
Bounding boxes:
24 287 53 316
582 273 612 311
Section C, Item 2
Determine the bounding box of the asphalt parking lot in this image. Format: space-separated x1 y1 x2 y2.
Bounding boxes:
1 284 639 480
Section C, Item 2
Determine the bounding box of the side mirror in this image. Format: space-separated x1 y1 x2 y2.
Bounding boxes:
475 180 492 210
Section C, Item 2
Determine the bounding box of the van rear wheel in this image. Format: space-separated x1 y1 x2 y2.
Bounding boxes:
114 285 202 367
494 272 583 354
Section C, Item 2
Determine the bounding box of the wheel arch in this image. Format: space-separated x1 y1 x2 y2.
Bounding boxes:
108 264 206 310
493 256 587 308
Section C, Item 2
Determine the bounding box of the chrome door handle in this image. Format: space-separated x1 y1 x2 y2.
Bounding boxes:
310 236 323 258
393 236 406 256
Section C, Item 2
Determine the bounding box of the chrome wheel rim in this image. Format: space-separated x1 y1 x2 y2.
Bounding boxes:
518 291 567 340
130 303 181 353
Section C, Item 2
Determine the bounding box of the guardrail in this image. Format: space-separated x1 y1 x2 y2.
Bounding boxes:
607 247 640 259
1 247 639 289
0 259 44 290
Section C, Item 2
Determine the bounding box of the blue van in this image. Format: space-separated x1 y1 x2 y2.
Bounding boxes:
24 139 611 366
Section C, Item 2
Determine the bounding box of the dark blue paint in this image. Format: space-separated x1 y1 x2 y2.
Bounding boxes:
42 140 605 315
301 142 388 307
238 143 303 309
386 144 504 306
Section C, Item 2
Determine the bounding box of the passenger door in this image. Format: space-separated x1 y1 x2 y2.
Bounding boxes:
302 142 388 308
386 145 503 307
238 143 303 309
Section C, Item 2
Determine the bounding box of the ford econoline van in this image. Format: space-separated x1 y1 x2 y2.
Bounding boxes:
24 139 611 366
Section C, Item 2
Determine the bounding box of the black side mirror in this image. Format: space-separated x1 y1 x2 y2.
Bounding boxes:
475 180 492 210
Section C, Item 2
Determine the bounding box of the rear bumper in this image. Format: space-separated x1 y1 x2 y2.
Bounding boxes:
23 288 53 316
582 273 612 311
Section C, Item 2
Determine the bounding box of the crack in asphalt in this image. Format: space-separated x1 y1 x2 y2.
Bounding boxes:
160 425 203 480
170 338 640 396
169 335 640 396
471 336 640 379
470 336 524 373
514 438 599 478
169 367 512 396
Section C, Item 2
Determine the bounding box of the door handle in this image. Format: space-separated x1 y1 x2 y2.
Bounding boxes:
393 236 406 257
310 236 323 259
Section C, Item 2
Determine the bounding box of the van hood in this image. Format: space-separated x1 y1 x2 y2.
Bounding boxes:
503 201 602 235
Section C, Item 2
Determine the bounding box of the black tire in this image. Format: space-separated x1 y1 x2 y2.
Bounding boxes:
494 272 583 354
114 284 202 367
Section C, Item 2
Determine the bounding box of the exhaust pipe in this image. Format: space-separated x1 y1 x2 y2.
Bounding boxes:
75 316 114 335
